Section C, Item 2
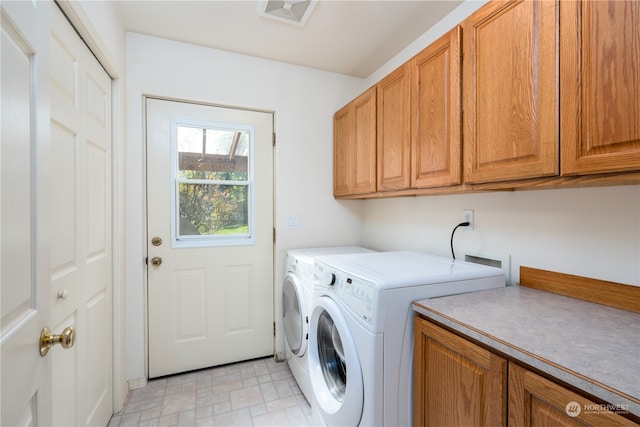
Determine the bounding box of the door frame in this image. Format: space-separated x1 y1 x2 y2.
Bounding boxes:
54 1 125 412
141 95 277 379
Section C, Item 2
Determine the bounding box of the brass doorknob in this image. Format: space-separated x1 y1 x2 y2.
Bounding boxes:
151 256 162 267
39 326 75 357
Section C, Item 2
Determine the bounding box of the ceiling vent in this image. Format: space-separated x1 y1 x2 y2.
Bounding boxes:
258 0 317 26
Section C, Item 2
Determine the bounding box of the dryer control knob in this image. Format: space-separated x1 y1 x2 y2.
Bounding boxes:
327 273 336 286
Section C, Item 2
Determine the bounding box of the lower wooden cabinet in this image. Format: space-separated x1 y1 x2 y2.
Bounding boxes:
509 364 638 427
414 317 507 426
414 316 638 427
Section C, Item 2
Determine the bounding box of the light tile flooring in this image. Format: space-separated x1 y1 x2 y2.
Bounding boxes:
108 357 313 427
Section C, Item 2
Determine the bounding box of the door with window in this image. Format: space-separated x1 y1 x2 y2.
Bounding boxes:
146 98 274 378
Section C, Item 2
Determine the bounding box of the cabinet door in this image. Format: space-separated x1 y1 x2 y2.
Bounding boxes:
414 317 507 427
352 88 377 194
560 0 640 175
377 63 411 191
411 26 462 188
509 364 637 426
463 0 558 184
333 87 377 197
333 105 353 197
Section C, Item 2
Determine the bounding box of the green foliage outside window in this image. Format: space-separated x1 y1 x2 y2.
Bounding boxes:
178 170 248 236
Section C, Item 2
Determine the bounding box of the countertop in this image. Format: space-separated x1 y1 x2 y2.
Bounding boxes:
413 286 640 417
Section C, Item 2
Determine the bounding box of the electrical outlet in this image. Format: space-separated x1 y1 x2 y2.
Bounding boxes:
462 209 474 231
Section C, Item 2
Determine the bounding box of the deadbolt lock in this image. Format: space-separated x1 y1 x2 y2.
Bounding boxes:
151 237 162 246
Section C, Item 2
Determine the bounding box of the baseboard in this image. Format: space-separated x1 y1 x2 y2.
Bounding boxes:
128 377 148 391
118 381 130 412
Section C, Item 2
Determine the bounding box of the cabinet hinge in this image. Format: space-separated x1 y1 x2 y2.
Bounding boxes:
273 227 276 243
272 132 276 147
273 322 276 337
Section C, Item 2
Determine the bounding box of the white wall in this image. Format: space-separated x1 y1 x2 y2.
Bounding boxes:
366 0 488 86
125 33 366 384
73 1 126 76
362 186 640 286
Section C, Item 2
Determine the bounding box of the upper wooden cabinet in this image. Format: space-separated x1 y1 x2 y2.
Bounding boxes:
377 63 411 191
333 0 639 199
463 0 559 184
333 87 377 197
411 26 462 188
333 106 352 196
560 0 640 175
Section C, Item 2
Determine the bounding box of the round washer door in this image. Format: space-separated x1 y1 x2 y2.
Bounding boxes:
282 273 308 356
309 295 363 426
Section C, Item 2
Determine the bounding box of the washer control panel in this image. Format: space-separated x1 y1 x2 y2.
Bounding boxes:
316 262 376 325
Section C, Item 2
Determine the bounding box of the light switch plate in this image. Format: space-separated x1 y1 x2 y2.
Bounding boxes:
287 215 301 230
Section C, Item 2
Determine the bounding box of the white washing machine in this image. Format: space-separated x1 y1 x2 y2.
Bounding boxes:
309 251 506 426
282 247 373 404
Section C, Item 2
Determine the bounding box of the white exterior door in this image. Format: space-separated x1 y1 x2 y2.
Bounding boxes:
49 6 113 425
1 2 52 425
146 98 274 378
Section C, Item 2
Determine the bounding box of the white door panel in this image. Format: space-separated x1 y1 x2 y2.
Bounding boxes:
146 98 274 378
2 3 113 425
49 6 112 425
51 314 77 426
1 1 51 425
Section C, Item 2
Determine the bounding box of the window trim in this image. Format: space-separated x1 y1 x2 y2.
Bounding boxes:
170 119 256 248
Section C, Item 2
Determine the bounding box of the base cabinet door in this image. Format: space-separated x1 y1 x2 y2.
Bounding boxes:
414 316 639 427
509 364 637 427
414 317 507 426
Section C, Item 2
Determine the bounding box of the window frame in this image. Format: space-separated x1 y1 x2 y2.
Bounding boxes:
170 119 256 248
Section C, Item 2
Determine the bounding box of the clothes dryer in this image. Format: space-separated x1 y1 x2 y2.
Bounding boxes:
282 246 373 404
309 251 505 426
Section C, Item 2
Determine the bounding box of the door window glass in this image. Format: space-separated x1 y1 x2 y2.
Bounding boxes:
173 122 254 246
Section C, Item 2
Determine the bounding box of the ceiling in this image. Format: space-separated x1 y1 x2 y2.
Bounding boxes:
114 1 464 78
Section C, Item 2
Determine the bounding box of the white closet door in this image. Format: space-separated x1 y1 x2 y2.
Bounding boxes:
49 6 113 426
